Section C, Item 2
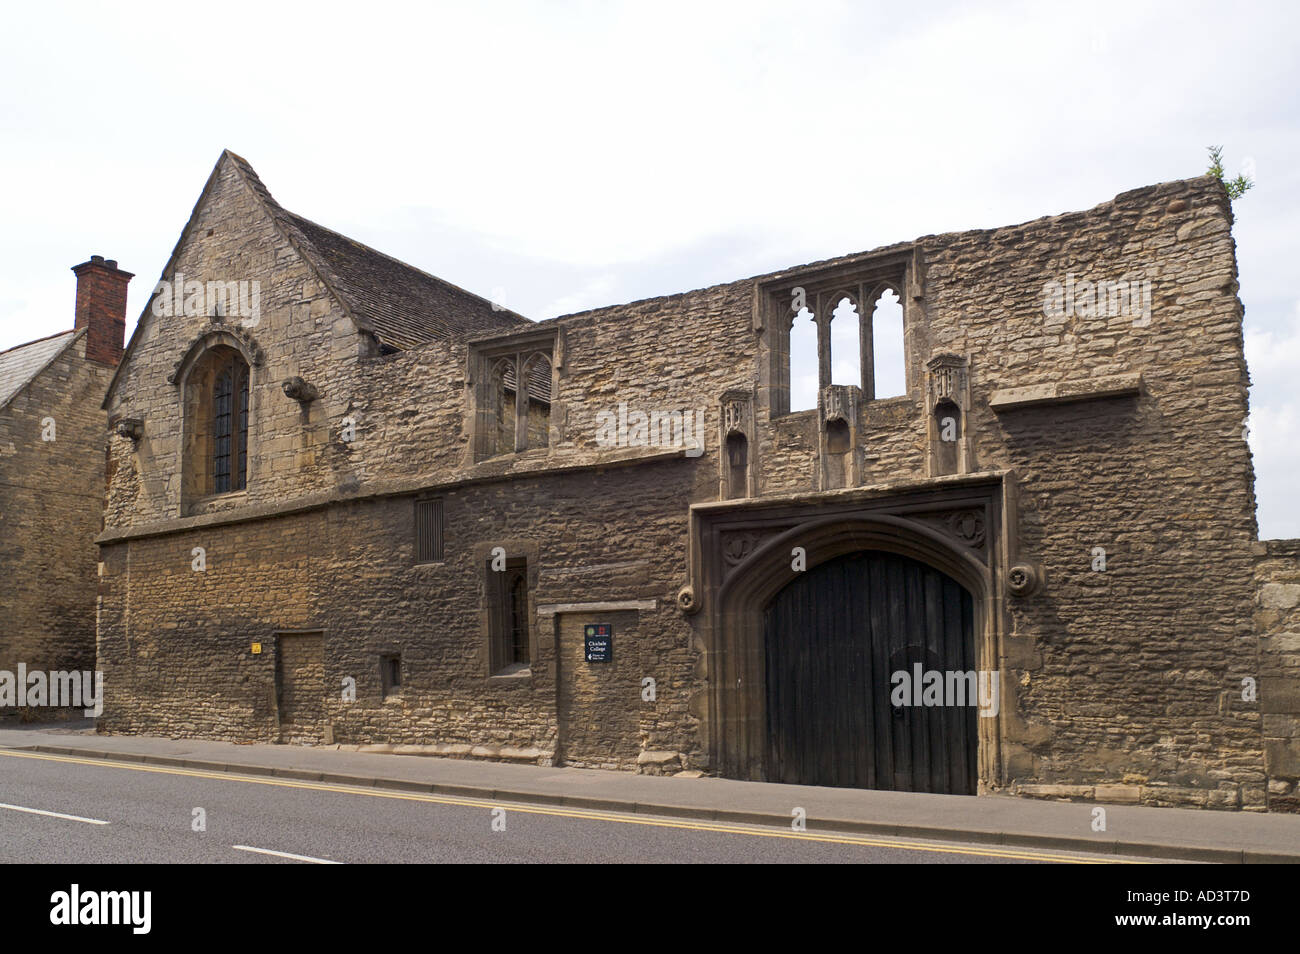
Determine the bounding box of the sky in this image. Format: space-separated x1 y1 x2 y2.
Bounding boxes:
1 0 1295 536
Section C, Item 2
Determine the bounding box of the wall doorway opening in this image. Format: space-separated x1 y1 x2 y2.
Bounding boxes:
762 550 977 793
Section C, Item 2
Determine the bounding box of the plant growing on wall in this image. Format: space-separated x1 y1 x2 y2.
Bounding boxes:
1206 145 1254 199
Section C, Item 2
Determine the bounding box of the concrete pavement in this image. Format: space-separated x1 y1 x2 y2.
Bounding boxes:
1 720 1297 863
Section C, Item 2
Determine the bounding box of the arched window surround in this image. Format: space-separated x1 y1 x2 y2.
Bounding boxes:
176 331 260 509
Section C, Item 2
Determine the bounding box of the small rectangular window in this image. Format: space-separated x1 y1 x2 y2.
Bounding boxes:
415 498 444 562
488 557 530 673
380 654 401 698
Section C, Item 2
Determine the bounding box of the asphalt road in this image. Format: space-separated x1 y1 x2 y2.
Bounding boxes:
0 749 1152 864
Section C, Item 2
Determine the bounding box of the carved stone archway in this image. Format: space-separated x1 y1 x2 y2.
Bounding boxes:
684 475 1015 791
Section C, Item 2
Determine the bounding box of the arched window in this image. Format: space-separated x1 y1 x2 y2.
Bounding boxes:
725 432 748 499
871 288 905 398
212 355 249 492
491 357 516 456
766 269 911 416
789 306 819 412
829 297 861 387
473 339 556 461
182 343 251 504
523 352 552 449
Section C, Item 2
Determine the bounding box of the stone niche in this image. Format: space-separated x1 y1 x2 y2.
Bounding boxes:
925 352 972 478
820 383 859 490
718 390 756 500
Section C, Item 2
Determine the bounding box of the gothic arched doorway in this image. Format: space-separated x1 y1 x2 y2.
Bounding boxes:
762 549 978 794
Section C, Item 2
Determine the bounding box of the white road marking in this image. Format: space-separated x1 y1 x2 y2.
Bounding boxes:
0 801 109 825
0 749 1144 864
231 844 341 864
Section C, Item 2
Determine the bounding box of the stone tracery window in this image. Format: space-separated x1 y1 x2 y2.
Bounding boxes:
760 257 912 418
489 351 552 456
470 329 558 462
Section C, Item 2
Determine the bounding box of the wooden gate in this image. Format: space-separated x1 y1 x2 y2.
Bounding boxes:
763 550 977 793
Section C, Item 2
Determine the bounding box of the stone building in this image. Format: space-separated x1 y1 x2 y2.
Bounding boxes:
95 150 1300 810
0 255 131 711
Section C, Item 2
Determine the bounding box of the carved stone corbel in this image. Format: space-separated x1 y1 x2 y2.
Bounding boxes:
113 417 144 443
282 376 319 404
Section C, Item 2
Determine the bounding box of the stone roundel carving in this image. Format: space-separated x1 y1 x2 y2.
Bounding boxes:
677 585 699 615
1007 562 1041 597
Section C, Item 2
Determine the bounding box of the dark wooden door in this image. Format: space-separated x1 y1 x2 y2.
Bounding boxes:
763 550 977 794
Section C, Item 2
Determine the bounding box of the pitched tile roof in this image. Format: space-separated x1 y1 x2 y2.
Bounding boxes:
0 329 78 411
223 151 531 350
283 211 529 349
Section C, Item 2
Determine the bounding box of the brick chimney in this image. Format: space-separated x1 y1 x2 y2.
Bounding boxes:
71 255 133 366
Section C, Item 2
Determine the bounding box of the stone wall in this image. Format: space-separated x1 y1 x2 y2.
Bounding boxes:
1255 540 1300 811
97 462 705 769
915 177 1263 810
98 165 1279 808
0 331 113 710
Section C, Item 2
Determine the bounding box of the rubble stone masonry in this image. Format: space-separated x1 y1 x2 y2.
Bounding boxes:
1 332 114 692
93 152 1300 809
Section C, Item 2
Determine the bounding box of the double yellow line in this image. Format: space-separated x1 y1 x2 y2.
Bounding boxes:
0 748 1139 863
